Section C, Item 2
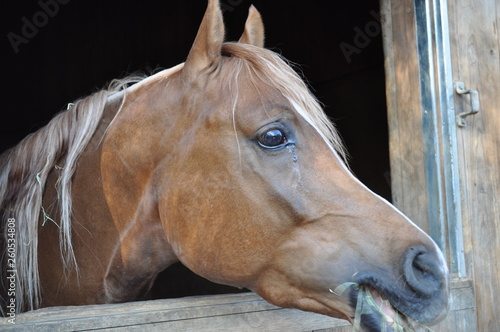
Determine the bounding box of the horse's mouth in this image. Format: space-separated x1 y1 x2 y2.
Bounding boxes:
347 285 413 332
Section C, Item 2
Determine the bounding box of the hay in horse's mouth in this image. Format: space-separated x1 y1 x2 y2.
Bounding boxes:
329 283 423 332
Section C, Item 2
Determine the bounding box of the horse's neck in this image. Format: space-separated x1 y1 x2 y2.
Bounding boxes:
97 85 178 302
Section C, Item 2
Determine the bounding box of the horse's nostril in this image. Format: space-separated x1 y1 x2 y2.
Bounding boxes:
403 246 443 297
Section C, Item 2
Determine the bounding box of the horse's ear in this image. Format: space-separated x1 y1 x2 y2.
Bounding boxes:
181 0 225 85
238 5 265 47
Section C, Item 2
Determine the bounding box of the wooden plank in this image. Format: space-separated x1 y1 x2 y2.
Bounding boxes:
446 0 500 330
0 293 345 331
381 0 431 234
0 281 474 331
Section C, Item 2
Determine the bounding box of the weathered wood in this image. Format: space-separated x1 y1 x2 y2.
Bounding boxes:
381 0 431 234
380 0 480 330
447 0 500 329
0 281 474 331
0 293 346 331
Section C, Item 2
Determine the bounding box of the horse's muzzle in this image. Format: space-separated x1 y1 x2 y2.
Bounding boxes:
351 245 449 330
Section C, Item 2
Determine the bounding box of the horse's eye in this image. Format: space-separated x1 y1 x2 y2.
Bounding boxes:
258 129 287 148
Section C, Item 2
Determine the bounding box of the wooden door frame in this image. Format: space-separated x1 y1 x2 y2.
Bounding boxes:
381 0 476 330
381 0 466 278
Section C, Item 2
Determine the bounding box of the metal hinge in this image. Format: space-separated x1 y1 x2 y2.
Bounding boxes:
455 82 480 127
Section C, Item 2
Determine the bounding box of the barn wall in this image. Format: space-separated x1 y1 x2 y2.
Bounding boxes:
380 0 481 330
447 0 500 329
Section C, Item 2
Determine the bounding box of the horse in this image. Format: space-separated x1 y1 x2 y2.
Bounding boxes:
1 1 449 330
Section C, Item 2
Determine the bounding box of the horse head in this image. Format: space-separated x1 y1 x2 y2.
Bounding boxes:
100 1 449 329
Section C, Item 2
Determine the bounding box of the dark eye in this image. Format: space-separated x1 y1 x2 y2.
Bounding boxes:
258 129 287 148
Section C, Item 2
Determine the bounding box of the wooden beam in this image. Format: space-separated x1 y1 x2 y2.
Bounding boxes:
0 283 475 331
0 293 347 331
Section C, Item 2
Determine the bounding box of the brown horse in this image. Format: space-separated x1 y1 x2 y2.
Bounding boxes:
1 1 448 330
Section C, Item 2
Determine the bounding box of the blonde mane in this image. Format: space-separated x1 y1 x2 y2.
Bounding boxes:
0 76 144 313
